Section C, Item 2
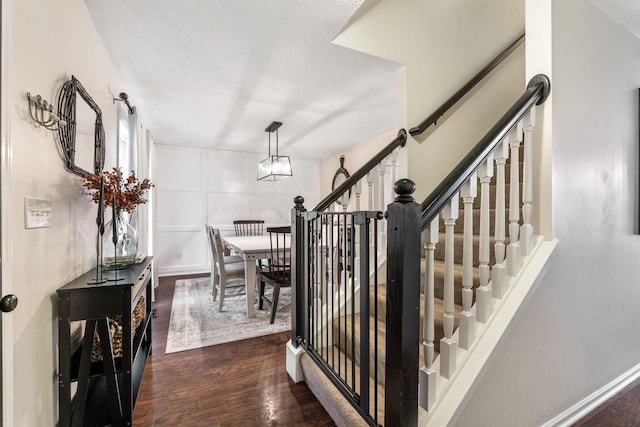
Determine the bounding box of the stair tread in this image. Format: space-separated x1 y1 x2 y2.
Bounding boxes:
335 288 461 389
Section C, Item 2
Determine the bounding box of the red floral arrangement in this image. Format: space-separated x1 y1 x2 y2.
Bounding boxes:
83 168 154 213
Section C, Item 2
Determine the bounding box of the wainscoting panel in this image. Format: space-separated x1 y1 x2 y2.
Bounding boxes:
155 144 321 276
156 148 203 191
156 230 204 272
205 150 259 193
157 190 203 228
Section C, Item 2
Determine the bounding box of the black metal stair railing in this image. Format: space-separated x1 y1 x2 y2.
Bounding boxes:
414 74 550 412
291 182 422 427
288 37 533 426
313 32 526 213
409 33 525 137
298 209 385 425
420 74 550 229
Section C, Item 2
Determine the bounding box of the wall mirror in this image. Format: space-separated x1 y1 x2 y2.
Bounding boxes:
332 155 351 205
57 75 105 177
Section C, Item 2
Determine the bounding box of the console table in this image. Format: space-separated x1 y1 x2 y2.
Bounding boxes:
57 257 153 427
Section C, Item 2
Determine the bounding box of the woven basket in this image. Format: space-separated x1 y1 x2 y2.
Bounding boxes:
91 295 146 362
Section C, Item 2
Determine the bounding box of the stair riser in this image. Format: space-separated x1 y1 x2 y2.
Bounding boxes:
432 234 500 267
451 208 510 235
332 315 388 386
369 262 480 319
472 182 519 209
333 295 461 388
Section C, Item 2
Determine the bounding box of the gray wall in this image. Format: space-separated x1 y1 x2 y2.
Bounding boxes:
456 0 640 425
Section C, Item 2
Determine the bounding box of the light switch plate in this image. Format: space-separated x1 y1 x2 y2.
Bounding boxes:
25 197 52 228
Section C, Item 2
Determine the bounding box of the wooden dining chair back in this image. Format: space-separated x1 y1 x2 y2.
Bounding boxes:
258 226 291 323
233 220 265 236
207 226 245 310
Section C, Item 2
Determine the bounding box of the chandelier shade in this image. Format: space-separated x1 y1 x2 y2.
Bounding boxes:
257 121 293 181
257 155 292 181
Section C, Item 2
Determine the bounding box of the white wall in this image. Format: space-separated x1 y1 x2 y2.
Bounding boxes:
154 145 321 275
455 1 640 425
5 0 128 425
321 129 408 211
334 0 525 201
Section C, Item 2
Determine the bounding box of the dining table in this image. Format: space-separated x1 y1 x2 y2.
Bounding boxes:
222 234 290 318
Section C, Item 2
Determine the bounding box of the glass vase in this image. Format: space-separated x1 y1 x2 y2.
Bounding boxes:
101 208 138 270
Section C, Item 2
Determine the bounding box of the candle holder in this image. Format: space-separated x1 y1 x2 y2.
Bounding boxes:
88 176 106 285
105 194 124 282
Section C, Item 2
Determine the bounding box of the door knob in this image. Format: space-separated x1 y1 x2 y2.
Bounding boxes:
0 294 18 312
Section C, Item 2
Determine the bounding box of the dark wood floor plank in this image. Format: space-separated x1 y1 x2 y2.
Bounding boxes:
573 377 640 427
133 274 335 426
138 275 640 426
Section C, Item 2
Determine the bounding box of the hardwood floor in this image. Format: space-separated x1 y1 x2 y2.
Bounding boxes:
133 274 335 426
134 274 640 426
572 377 640 427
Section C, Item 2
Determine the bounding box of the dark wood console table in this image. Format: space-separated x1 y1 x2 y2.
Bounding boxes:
57 257 153 427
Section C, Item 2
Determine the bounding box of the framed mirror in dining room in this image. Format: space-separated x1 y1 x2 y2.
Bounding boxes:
332 155 351 207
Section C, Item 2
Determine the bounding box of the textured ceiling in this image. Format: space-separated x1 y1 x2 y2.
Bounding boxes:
84 0 401 159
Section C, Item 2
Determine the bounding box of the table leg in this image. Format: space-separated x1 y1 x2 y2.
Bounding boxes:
245 258 257 317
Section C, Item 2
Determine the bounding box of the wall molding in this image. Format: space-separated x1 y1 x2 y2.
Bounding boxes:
158 264 210 277
542 362 640 426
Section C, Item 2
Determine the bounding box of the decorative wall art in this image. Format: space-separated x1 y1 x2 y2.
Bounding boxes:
332 155 351 206
57 75 106 177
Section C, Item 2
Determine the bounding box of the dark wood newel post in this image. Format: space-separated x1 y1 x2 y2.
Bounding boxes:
291 195 306 346
385 179 421 426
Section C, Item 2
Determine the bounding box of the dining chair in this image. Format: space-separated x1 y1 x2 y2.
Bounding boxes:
233 220 265 236
258 226 291 324
209 226 251 311
206 225 244 303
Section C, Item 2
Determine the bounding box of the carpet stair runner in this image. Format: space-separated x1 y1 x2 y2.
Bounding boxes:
319 152 524 425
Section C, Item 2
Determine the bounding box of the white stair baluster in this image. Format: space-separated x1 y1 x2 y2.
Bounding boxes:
391 148 399 188
520 108 535 256
419 216 439 410
366 170 375 269
492 139 509 299
378 160 387 259
378 160 386 213
355 180 362 211
440 194 458 379
459 173 477 349
475 155 493 322
366 170 374 211
507 122 523 276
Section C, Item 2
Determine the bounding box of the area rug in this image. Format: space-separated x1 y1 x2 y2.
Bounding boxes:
165 277 291 354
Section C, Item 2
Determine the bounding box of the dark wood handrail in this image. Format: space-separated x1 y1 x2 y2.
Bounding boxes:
420 74 550 229
313 129 407 212
409 33 525 137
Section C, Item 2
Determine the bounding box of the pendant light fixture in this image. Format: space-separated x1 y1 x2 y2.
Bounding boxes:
257 121 293 181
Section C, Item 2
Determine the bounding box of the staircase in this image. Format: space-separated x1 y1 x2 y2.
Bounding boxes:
324 150 523 424
286 73 554 426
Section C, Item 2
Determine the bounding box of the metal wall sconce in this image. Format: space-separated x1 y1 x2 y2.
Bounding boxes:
113 92 135 114
26 92 66 131
257 121 293 181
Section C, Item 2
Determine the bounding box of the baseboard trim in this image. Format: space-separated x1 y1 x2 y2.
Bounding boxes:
158 265 209 276
542 363 640 426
